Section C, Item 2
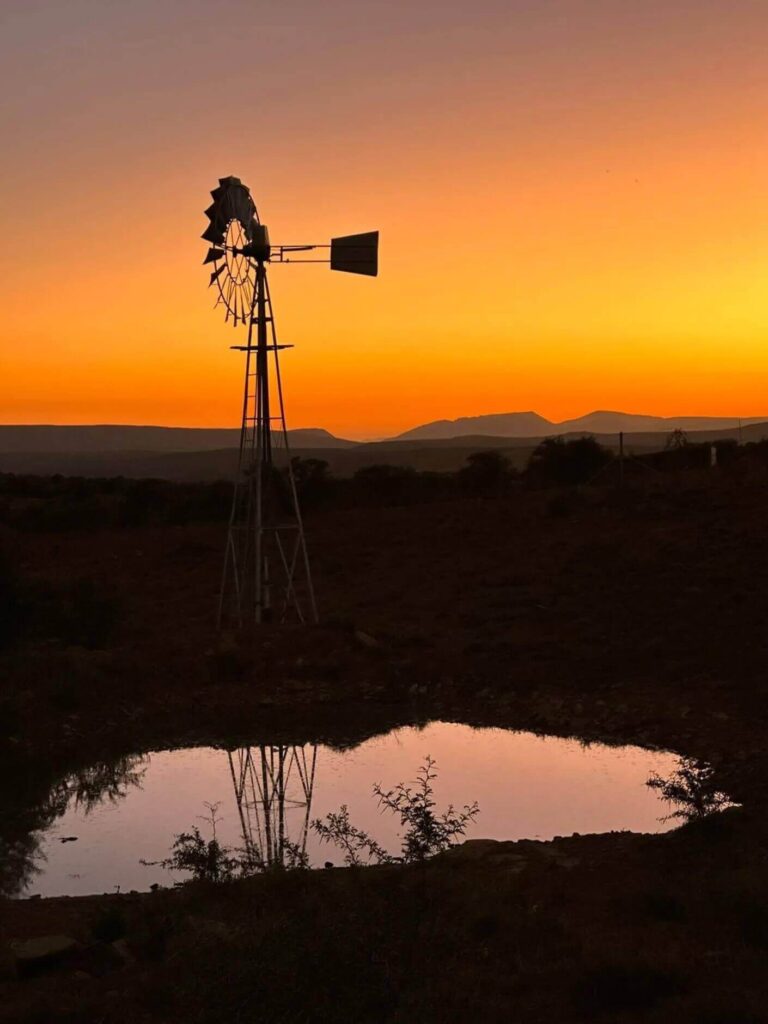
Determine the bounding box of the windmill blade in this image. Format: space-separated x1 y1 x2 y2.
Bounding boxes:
209 264 225 287
204 203 227 229
203 247 225 265
202 222 225 244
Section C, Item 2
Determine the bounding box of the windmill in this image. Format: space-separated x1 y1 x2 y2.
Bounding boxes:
226 744 318 869
202 176 378 626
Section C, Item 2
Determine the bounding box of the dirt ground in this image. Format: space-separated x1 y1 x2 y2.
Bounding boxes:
3 472 768 1021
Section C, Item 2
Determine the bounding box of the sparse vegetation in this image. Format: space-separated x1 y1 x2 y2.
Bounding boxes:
142 803 262 883
527 435 614 487
313 756 479 865
647 757 732 821
457 449 515 493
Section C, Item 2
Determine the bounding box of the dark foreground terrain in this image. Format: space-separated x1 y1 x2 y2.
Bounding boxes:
3 464 768 1022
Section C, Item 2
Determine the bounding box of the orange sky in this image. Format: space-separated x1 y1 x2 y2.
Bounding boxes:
2 0 768 438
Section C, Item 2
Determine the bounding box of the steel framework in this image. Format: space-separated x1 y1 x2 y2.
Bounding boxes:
218 258 317 627
227 744 318 868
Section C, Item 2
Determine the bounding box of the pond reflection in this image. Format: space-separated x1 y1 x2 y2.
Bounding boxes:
3 723 721 898
228 745 318 869
1 755 148 898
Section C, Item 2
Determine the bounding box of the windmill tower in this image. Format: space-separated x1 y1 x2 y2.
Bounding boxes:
202 176 378 627
227 744 318 869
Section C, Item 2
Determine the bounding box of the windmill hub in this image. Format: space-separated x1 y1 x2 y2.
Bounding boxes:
201 175 379 627
232 232 271 262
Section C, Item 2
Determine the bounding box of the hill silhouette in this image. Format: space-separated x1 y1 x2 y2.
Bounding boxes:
0 425 356 453
394 409 768 441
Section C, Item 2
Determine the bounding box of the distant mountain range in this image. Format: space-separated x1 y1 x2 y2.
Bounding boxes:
3 412 765 455
393 410 768 441
3 413 768 481
0 425 356 453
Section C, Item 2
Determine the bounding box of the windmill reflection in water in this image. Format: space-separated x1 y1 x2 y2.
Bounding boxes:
226 745 318 869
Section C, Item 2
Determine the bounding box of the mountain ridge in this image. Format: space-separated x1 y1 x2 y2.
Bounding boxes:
393 410 768 441
0 425 357 453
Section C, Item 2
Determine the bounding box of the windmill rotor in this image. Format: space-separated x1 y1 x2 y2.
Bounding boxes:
202 176 260 325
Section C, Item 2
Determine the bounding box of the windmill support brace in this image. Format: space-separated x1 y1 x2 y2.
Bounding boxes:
218 260 318 628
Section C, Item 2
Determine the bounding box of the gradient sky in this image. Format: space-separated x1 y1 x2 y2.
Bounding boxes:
2 0 767 438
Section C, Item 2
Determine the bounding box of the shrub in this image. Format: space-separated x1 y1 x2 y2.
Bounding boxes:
457 450 514 493
646 757 731 822
527 436 613 487
143 803 262 883
313 756 480 866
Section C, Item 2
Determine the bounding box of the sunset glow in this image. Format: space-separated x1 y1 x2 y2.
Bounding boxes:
2 0 768 437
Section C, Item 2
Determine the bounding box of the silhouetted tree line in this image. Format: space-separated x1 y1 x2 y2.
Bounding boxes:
1 434 767 534
0 473 232 531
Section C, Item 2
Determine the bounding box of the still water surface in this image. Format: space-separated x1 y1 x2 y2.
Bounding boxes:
27 722 681 897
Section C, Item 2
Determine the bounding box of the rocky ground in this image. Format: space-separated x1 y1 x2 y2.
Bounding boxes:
3 471 768 1021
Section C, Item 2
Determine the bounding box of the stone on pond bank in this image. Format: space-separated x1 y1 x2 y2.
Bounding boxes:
11 934 80 976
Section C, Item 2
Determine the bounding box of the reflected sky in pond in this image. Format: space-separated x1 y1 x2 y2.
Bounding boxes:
21 722 682 897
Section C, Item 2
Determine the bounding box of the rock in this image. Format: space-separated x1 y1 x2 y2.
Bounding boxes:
12 934 80 976
13 935 79 962
70 942 126 978
354 630 379 649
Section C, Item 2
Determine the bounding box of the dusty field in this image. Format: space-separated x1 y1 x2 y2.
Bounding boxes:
3 473 768 1021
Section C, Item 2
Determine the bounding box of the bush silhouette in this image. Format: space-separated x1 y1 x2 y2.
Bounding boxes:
313 756 479 865
457 450 513 493
526 436 613 486
289 457 332 508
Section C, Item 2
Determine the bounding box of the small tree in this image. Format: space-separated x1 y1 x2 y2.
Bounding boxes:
376 756 480 862
457 450 512 493
142 803 261 882
646 758 731 822
313 757 480 866
526 436 613 487
289 457 332 508
311 806 392 867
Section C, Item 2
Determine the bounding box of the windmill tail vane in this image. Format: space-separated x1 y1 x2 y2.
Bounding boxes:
202 175 378 628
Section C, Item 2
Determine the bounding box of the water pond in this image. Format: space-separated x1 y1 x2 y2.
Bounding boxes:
8 722 696 898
